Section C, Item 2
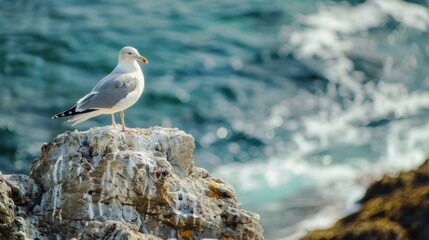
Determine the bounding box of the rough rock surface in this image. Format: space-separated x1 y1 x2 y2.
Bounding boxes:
0 126 263 239
302 158 429 240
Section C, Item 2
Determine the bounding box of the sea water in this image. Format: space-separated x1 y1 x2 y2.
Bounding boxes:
0 0 429 238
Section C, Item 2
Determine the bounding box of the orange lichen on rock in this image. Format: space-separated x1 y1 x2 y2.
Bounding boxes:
208 181 224 199
160 182 170 202
179 229 192 240
210 181 219 188
208 190 223 199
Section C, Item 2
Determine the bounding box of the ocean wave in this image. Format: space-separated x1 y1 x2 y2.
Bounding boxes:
213 0 429 238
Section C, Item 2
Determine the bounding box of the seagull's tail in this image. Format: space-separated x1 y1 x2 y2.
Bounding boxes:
52 106 99 125
67 110 104 126
52 105 97 119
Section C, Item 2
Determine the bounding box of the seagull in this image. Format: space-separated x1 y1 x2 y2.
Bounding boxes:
52 46 148 131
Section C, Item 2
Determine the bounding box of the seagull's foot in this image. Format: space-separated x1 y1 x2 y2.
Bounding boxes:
111 123 121 127
121 127 140 133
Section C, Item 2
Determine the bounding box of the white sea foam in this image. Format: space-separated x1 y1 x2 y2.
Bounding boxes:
214 157 361 204
286 0 429 96
214 0 429 239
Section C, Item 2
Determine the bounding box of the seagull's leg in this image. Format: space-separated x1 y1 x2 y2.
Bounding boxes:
120 111 139 133
120 111 126 131
111 114 116 126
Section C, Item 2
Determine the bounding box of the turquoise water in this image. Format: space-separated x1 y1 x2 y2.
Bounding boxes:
1 0 429 238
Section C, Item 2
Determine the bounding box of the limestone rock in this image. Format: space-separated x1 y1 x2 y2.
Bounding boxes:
302 158 429 240
4 174 39 210
0 126 263 239
0 176 15 225
0 174 40 240
80 221 162 240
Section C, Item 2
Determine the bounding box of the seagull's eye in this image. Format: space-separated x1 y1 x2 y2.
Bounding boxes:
127 52 132 55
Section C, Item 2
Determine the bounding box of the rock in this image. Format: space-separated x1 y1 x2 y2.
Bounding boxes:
80 221 162 240
0 126 263 239
4 174 40 210
0 177 15 225
302 219 409 240
0 174 40 240
302 158 429 240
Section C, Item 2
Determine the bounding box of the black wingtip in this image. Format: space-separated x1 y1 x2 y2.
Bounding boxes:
52 105 97 119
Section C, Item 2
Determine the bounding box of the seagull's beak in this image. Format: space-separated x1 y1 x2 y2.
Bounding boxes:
139 56 148 64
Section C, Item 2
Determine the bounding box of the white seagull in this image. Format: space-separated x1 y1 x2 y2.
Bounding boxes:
52 46 148 131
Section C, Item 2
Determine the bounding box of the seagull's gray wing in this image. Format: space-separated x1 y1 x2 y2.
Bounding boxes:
76 72 138 111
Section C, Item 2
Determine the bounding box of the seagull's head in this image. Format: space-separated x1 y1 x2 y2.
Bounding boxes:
119 46 148 63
